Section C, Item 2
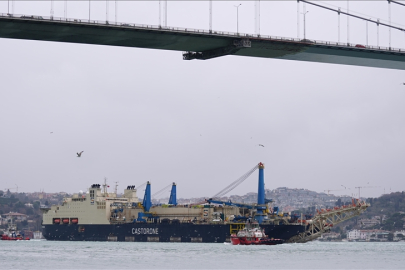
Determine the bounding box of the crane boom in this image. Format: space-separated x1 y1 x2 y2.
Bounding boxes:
212 164 258 198
152 183 172 198
206 198 254 209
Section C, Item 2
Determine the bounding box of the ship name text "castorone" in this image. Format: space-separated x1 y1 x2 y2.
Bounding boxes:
132 228 159 235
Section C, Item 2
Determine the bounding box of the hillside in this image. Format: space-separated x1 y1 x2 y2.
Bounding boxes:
334 192 405 233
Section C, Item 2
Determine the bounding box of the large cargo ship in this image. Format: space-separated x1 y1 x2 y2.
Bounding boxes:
41 163 344 243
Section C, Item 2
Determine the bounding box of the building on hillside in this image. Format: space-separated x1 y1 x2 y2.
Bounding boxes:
320 232 340 240
33 231 44 239
357 216 381 228
2 212 27 222
347 229 390 242
393 230 405 242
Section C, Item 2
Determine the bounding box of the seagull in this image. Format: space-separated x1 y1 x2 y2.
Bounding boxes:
77 151 84 157
258 144 265 147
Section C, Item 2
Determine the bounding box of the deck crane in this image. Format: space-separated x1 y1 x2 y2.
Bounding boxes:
206 198 273 209
355 186 380 199
208 162 275 224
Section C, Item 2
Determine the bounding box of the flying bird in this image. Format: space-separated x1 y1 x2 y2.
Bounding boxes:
258 144 265 147
77 151 84 157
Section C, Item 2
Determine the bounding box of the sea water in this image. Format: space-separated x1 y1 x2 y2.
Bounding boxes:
1 240 404 269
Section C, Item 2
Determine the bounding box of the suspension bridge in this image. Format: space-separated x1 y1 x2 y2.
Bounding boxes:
0 1 405 70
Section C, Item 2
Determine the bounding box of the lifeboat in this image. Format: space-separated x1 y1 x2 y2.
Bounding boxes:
53 218 60 224
71 218 78 224
62 218 70 224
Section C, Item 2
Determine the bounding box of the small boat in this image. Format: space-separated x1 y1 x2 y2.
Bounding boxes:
231 221 283 245
1 221 30 241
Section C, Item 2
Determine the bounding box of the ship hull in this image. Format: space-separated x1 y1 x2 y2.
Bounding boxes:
42 223 305 243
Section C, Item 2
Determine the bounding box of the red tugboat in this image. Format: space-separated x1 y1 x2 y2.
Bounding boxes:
231 222 283 245
1 221 30 241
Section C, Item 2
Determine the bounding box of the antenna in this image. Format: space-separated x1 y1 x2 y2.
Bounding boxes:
103 177 108 195
114 181 119 194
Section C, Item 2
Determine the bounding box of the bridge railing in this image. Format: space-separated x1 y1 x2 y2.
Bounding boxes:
1 12 404 54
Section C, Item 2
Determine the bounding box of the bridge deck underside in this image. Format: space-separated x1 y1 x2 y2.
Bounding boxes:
1 17 405 70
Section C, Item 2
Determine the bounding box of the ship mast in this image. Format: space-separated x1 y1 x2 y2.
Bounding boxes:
114 181 119 195
103 177 108 196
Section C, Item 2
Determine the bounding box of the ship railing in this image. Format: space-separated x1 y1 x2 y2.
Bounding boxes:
1 13 404 54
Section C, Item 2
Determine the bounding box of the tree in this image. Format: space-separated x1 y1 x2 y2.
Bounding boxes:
33 201 40 210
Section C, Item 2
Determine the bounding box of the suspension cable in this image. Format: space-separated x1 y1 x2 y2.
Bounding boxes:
212 164 259 199
390 0 405 8
299 0 405 32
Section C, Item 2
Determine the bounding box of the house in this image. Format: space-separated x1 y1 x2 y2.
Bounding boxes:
393 230 405 242
347 229 389 241
321 232 340 240
2 212 28 222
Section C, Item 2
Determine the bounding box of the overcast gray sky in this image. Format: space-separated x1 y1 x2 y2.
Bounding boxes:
0 1 404 200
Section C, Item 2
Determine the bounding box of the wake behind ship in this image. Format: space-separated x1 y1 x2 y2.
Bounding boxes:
41 163 368 243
